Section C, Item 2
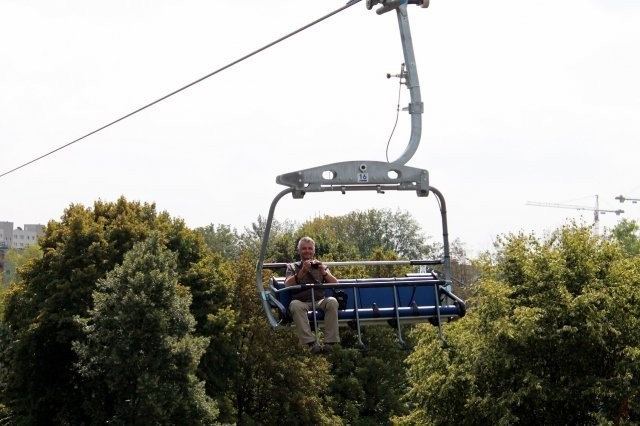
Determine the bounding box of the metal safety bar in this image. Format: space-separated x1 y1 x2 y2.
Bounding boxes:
263 259 443 270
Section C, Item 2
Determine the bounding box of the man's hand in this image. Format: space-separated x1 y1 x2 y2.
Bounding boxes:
302 259 313 272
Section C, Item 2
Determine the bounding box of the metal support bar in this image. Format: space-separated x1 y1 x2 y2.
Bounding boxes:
432 279 445 343
256 188 294 328
392 285 405 345
310 286 320 344
430 185 451 346
352 287 365 347
430 186 452 290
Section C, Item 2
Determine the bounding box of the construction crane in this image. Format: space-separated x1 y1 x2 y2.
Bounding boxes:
526 195 624 234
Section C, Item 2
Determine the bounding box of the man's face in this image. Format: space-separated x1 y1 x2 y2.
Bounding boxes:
298 241 315 261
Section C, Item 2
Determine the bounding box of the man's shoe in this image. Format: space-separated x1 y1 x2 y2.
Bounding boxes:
308 342 322 354
322 343 336 353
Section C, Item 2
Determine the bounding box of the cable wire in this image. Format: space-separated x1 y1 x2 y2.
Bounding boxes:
0 0 362 180
385 67 404 163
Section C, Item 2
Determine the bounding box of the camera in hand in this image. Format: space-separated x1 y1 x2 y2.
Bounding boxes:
311 261 320 269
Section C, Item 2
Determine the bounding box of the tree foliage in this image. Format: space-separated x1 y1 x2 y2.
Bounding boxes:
239 208 436 264
197 223 241 260
239 215 298 261
1 201 452 424
610 219 640 257
1 244 43 288
0 197 234 423
399 224 640 424
73 233 218 424
305 209 434 260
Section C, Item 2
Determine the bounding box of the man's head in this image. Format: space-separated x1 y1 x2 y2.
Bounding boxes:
297 236 315 261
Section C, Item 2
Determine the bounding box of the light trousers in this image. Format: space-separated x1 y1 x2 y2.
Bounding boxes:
290 297 340 345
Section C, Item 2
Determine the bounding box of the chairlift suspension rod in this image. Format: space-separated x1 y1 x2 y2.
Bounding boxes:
387 2 424 165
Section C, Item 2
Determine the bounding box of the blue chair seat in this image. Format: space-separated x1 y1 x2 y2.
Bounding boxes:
268 275 465 327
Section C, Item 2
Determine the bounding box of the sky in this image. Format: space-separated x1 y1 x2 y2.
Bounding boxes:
1 0 639 257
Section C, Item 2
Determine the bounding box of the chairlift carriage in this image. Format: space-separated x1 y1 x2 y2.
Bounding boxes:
255 0 466 347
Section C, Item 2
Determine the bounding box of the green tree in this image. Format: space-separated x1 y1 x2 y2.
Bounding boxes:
245 208 436 265
185 252 238 423
0 290 9 422
398 224 640 424
197 223 241 259
239 215 298 262
74 233 218 424
0 197 234 424
447 238 477 302
610 218 640 257
311 209 435 260
329 329 411 425
1 244 43 287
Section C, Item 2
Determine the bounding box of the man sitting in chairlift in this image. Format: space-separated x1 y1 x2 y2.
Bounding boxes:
285 236 340 354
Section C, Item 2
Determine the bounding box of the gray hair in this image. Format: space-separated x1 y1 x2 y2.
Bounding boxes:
297 236 316 251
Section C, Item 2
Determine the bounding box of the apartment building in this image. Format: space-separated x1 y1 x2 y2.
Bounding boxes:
0 221 45 249
0 221 11 249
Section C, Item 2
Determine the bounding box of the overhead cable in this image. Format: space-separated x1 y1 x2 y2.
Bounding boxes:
0 0 362 179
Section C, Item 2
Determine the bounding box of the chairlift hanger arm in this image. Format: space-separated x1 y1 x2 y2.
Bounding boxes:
366 0 426 165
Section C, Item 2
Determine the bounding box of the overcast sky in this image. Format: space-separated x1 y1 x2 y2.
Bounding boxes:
1 0 639 256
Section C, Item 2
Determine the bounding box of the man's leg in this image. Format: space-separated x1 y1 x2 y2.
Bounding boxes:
289 300 315 345
318 297 340 344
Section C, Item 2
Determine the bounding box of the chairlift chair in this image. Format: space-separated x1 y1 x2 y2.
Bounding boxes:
255 0 466 346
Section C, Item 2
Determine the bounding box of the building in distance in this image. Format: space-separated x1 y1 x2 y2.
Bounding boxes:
0 221 45 249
